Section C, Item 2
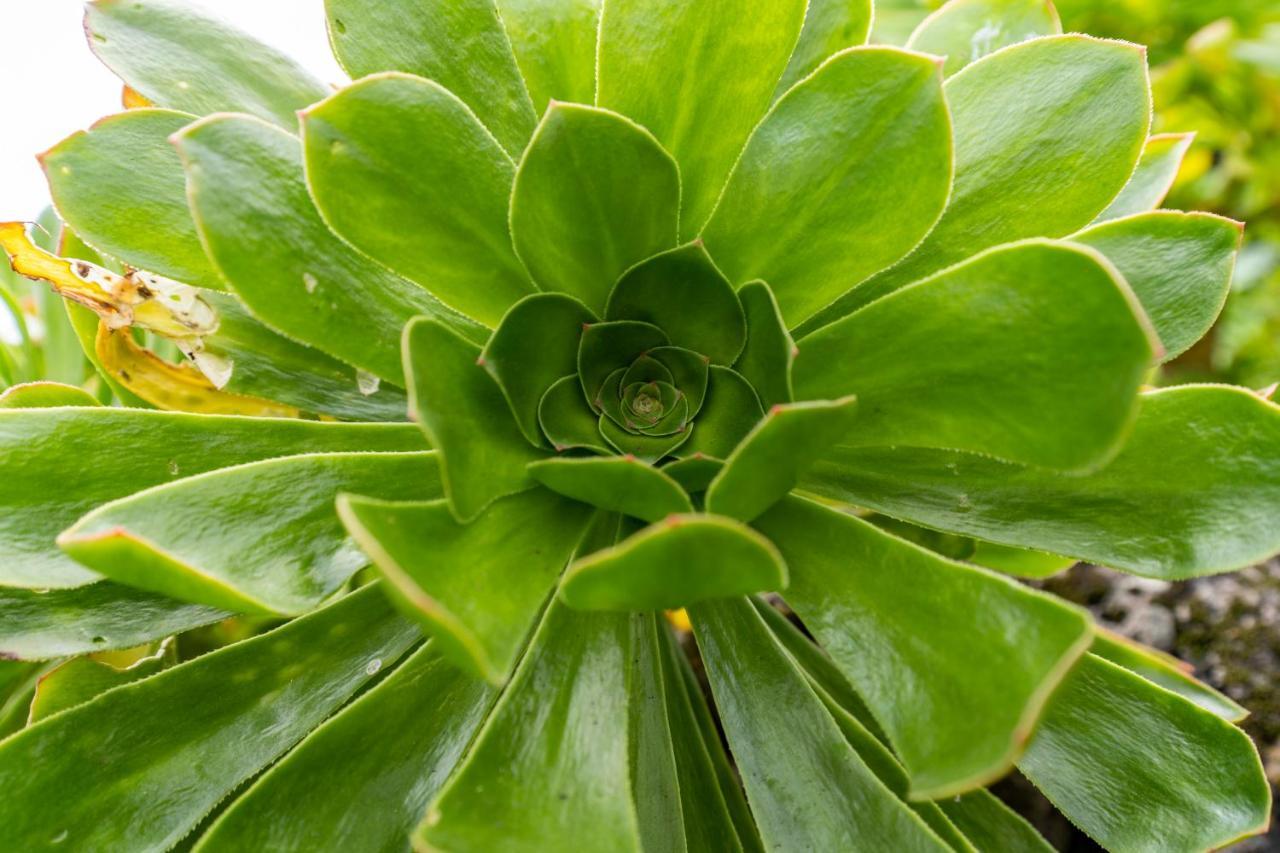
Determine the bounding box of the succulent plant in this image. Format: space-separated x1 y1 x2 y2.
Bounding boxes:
0 0 1277 850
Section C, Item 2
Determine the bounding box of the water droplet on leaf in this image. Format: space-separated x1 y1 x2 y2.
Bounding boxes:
357 369 380 396
365 658 382 675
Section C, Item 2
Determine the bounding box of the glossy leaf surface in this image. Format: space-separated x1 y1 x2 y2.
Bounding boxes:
1095 133 1195 222
561 514 786 611
421 601 640 852
528 457 693 522
691 597 949 851
41 108 223 290
0 586 418 851
512 104 680 314
1070 211 1240 361
197 642 497 852
0 407 422 589
677 366 763 459
302 73 534 327
907 0 1062 77
60 452 442 615
177 114 485 383
755 496 1091 798
0 382 99 409
539 375 613 454
1091 630 1245 721
702 47 952 327
28 644 171 722
84 0 328 127
706 396 859 522
482 293 596 446
496 0 601 109
803 386 1280 579
340 489 592 683
775 0 873 94
597 0 808 236
0 582 225 660
406 317 544 521
938 791 1054 853
606 244 746 365
805 35 1151 329
325 0 536 156
1019 655 1271 851
732 282 795 409
794 241 1155 470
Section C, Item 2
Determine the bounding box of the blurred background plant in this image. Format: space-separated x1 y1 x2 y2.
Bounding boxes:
878 0 1280 389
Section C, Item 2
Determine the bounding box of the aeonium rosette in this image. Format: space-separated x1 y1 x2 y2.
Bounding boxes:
0 0 1275 850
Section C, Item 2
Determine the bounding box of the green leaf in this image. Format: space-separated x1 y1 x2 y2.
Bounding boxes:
676 366 763 459
605 244 746 365
906 0 1063 77
59 452 442 615
1069 211 1241 361
301 73 534 327
0 382 100 408
732 282 795 410
754 496 1091 798
774 0 873 95
967 541 1076 579
420 601 641 852
690 597 950 851
802 34 1151 332
0 585 419 851
803 386 1280 579
481 293 596 448
656 625 757 852
751 598 885 742
599 416 692 463
41 109 224 291
648 347 709 416
597 0 809 237
528 457 693 522
176 114 485 383
561 514 786 611
706 396 859 522
325 0 536 156
702 47 952 328
195 642 497 852
29 642 171 722
339 489 593 684
0 663 51 740
659 456 724 493
0 407 423 589
406 317 544 520
511 103 681 314
628 615 687 853
201 293 410 423
794 241 1156 470
539 375 612 453
579 320 669 404
1018 654 1270 851
1091 629 1246 721
0 582 225 660
84 0 328 127
496 0 602 110
938 791 1054 853
1095 133 1196 222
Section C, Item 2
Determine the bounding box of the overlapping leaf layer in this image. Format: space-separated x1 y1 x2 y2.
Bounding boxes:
0 0 1274 850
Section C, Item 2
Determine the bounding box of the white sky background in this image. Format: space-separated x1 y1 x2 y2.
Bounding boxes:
0 0 346 217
